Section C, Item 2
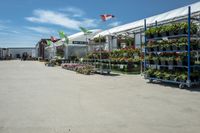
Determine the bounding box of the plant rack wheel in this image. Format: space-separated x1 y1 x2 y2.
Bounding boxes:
179 84 185 89
149 79 153 83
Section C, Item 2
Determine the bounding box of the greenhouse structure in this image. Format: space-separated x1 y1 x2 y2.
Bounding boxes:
37 1 200 88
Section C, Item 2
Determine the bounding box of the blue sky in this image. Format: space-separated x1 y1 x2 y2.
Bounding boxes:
0 0 199 47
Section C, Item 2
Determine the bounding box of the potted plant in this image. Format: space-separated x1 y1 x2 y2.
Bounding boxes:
160 44 166 51
160 25 169 37
178 22 187 35
145 29 152 39
167 56 175 65
145 68 155 78
190 39 198 50
152 56 159 65
155 71 164 79
170 73 177 81
178 38 188 50
175 56 184 66
145 56 153 64
178 73 187 82
190 23 198 35
152 44 159 52
165 43 172 51
150 27 158 37
163 72 171 80
160 57 167 65
168 23 178 35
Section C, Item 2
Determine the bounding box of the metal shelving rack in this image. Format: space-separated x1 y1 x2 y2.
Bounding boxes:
144 6 200 88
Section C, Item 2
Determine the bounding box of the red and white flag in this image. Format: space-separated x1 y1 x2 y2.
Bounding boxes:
100 14 115 21
51 36 58 43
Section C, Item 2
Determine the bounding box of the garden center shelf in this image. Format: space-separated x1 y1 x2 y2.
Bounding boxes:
146 34 199 41
147 50 200 53
145 77 200 86
144 6 200 88
146 64 200 68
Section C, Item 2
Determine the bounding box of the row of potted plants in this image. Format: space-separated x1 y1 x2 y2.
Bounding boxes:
145 69 200 82
146 38 200 52
145 22 198 39
62 63 94 75
145 53 196 66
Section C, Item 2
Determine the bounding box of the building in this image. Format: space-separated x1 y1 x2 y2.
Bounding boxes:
8 47 36 59
39 29 102 60
35 39 50 60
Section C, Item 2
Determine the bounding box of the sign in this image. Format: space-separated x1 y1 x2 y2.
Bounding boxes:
72 41 88 44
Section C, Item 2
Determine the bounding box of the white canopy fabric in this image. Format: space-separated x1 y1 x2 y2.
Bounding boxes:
68 29 101 40
94 1 200 38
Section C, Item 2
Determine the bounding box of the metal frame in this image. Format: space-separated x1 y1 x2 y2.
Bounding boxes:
144 6 200 88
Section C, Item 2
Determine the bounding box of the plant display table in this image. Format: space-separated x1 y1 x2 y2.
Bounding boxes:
84 47 141 74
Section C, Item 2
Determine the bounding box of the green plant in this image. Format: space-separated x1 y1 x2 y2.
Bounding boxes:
145 68 155 77
154 71 163 79
167 57 175 61
191 23 198 34
152 56 158 61
163 72 171 80
178 73 188 81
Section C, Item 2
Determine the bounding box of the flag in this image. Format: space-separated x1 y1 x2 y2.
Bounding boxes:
46 40 52 46
58 31 69 44
51 36 57 43
100 14 115 21
79 27 92 34
59 31 66 39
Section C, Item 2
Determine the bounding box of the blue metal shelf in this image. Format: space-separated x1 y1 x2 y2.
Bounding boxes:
146 64 200 68
145 49 200 54
146 34 199 41
146 34 188 41
144 6 200 88
145 50 187 53
145 77 187 85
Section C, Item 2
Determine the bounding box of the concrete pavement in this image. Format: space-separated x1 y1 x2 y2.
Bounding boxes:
0 60 200 133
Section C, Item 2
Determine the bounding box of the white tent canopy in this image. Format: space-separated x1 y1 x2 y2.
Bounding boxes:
94 1 200 38
45 29 102 48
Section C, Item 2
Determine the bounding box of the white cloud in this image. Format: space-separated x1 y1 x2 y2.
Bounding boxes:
25 9 98 30
60 7 85 17
25 26 54 34
108 21 121 27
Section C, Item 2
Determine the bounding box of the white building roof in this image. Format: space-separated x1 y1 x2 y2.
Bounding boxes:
68 29 102 40
94 1 200 38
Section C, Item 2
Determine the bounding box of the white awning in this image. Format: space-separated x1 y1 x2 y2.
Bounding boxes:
94 1 200 38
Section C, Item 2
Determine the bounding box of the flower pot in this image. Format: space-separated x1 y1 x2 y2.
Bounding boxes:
153 60 159 65
161 47 166 51
191 44 198 51
146 47 153 52
154 33 159 38
161 32 169 37
170 76 176 81
146 60 150 65
149 60 154 65
178 29 187 35
169 31 174 36
172 45 178 51
168 60 174 65
179 45 187 51
153 46 159 52
177 61 183 66
165 46 172 51
161 60 166 65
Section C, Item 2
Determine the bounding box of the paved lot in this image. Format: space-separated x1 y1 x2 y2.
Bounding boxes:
0 60 200 133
